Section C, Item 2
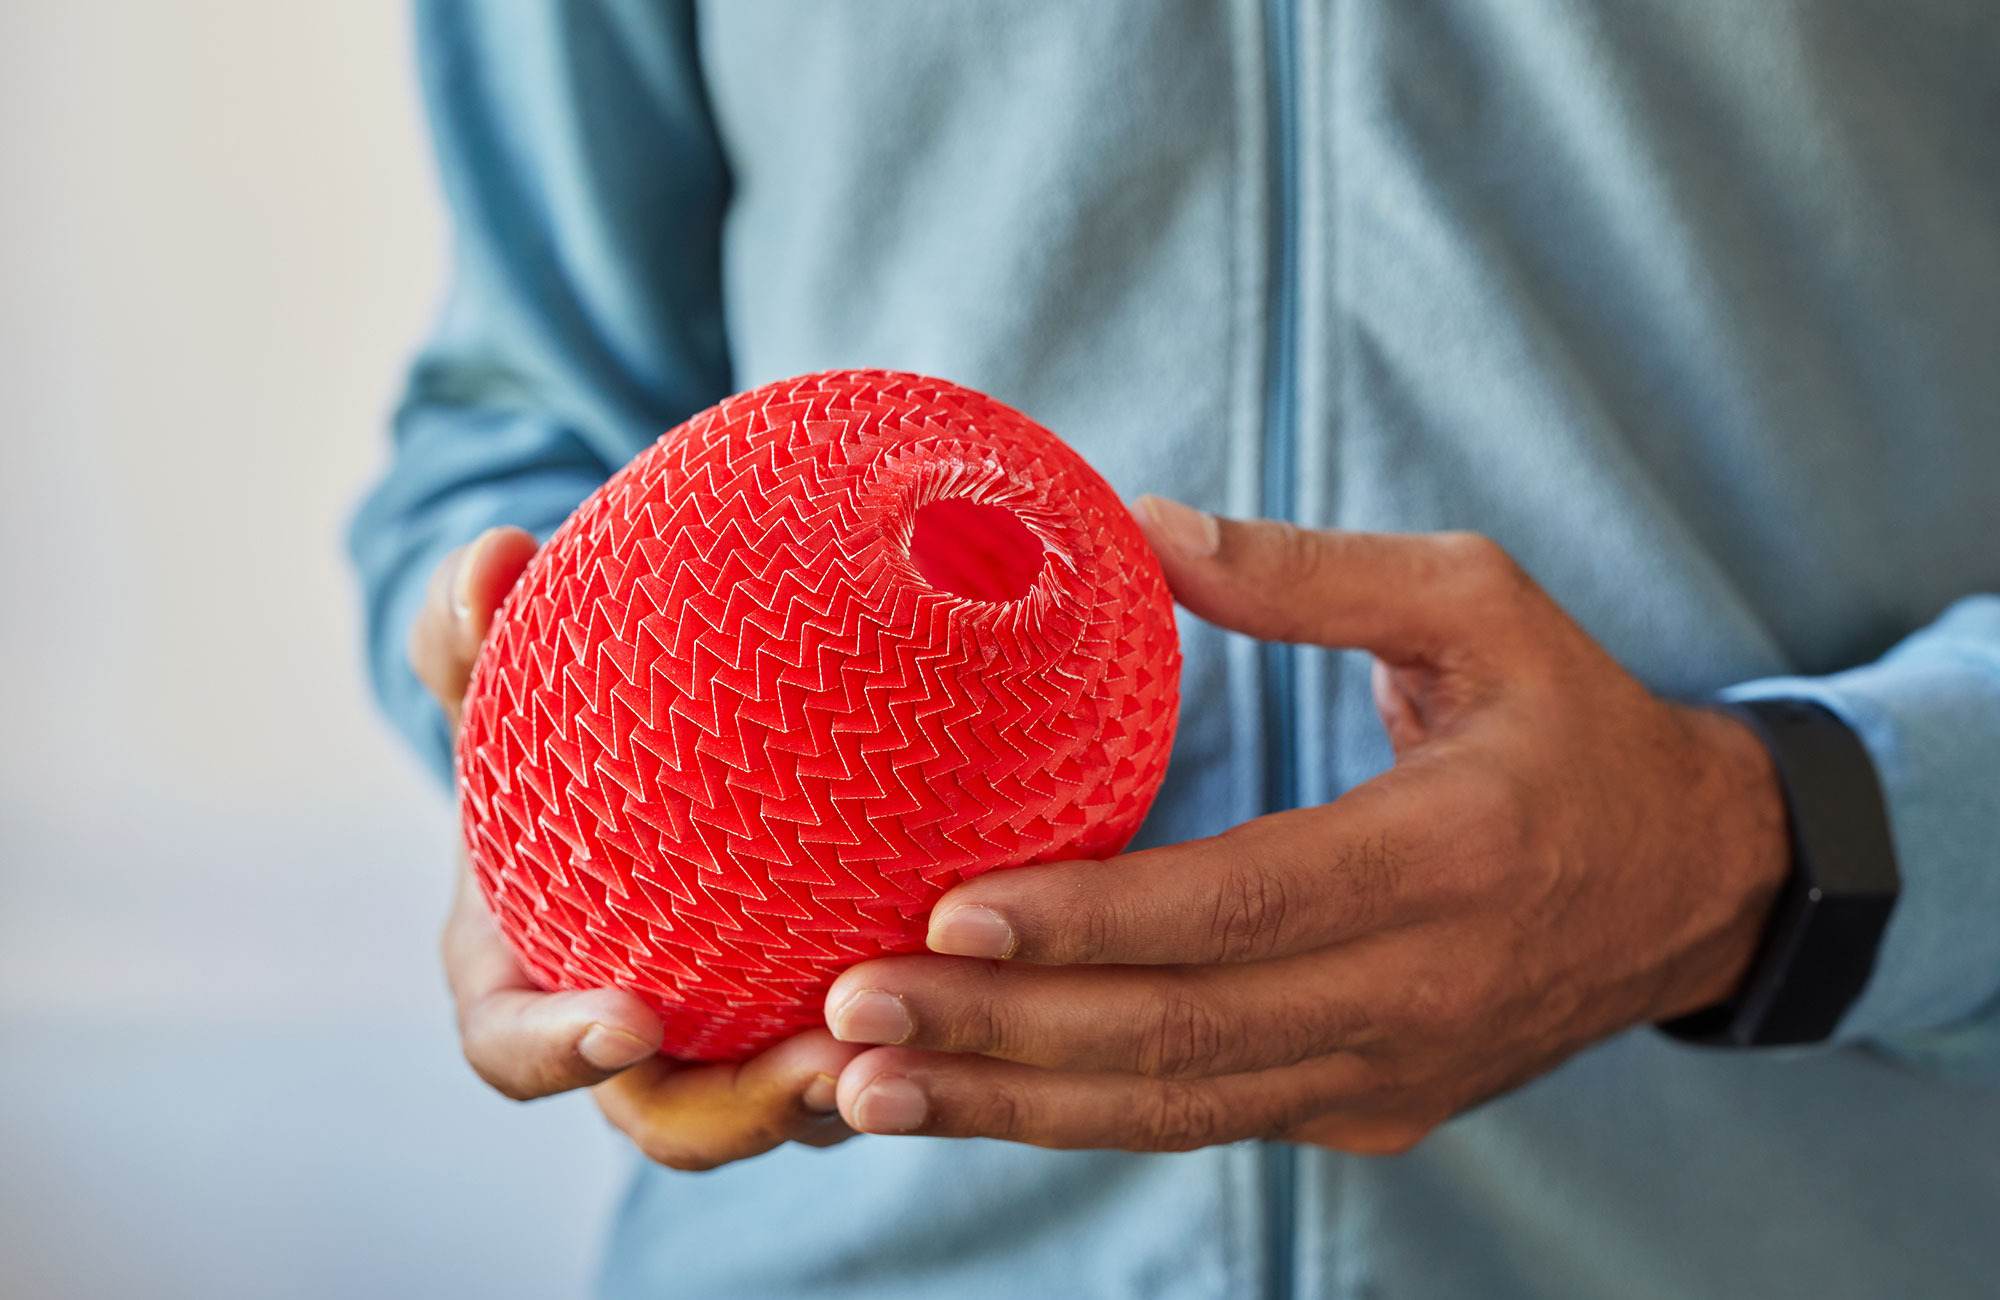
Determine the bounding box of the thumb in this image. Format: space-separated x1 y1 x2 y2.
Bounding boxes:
409 525 540 730
1132 496 1524 663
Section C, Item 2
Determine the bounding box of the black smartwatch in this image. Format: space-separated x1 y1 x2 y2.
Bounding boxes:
1659 698 1901 1048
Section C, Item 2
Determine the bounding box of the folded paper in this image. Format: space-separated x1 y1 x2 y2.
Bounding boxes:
458 370 1181 1060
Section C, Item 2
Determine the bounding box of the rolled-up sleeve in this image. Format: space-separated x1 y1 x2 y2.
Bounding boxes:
349 0 732 785
1725 595 2000 1078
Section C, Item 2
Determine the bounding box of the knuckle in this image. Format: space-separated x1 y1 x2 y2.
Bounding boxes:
1272 521 1325 586
1410 962 1514 1042
1206 851 1291 962
954 987 1015 1057
1328 832 1400 934
1480 756 1536 836
972 1082 1029 1139
1137 985 1230 1079
1402 969 1481 1033
1338 1048 1399 1094
1459 761 1538 867
1434 532 1525 607
1465 754 1530 820
1438 531 1513 581
1280 994 1371 1067
1398 973 1449 1029
1142 1081 1227 1152
1062 896 1122 964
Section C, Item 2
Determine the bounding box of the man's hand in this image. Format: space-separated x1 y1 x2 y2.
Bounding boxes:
414 527 867 1170
822 499 1791 1155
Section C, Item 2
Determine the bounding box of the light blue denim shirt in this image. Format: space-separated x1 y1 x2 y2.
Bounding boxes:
351 3 2000 1296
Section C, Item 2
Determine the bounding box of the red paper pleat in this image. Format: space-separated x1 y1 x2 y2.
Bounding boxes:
458 370 1181 1061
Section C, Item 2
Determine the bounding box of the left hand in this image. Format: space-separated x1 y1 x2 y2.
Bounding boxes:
419 528 866 1170
822 498 1791 1155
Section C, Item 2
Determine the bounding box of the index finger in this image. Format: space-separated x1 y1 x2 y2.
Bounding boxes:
927 783 1425 966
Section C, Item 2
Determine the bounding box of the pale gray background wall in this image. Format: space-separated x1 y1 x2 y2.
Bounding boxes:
0 4 625 1296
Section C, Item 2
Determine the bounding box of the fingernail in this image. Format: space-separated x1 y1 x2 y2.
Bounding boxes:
452 533 489 621
1139 495 1220 559
928 904 1016 959
853 1076 928 1134
579 1023 654 1071
829 989 914 1045
802 1072 840 1113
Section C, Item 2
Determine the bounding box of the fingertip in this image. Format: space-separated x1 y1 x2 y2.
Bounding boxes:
834 1047 931 1135
926 904 1017 959
821 957 921 1031
563 987 665 1039
462 987 665 1099
929 861 1098 962
1133 494 1221 562
833 1044 925 1083
547 989 665 1077
734 1026 873 1103
452 532 490 621
801 1072 840 1113
580 1023 658 1071
455 526 540 630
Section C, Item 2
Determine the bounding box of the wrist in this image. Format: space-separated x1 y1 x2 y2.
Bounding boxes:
1650 705 1793 1022
1660 698 1902 1047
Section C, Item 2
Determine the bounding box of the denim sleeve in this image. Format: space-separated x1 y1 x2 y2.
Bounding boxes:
348 0 732 787
1724 595 2000 1078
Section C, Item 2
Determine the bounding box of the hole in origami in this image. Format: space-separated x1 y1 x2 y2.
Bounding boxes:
908 498 1044 603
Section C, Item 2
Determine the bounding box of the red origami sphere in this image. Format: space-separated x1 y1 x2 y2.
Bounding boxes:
457 370 1181 1060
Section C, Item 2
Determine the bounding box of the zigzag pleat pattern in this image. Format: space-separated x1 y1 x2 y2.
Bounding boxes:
457 370 1181 1060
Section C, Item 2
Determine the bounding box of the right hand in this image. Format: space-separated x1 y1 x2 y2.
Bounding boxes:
412 526 869 1170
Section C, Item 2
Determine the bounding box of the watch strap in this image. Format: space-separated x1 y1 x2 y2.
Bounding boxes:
1660 698 1900 1047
